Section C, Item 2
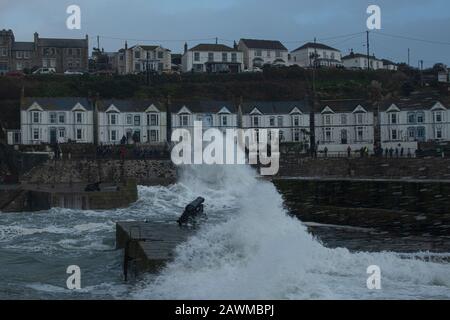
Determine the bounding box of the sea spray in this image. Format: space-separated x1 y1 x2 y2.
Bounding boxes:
134 164 450 299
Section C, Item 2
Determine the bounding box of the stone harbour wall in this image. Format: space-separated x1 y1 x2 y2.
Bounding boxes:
22 159 177 186
278 157 450 180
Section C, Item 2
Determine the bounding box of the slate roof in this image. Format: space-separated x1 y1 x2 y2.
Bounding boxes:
189 44 238 52
319 100 370 113
292 42 340 53
38 38 87 48
12 42 34 51
240 39 287 51
342 52 380 61
241 101 309 114
98 99 164 112
380 97 448 111
22 97 92 111
171 100 237 113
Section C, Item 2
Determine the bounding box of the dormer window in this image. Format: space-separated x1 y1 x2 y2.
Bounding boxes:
252 116 260 127
109 113 118 125
76 112 83 124
269 116 275 127
180 114 189 126
221 115 228 126
341 114 347 125
356 113 364 124
148 113 158 126
390 113 398 124
324 115 332 125
293 116 300 126
32 111 41 124
434 111 443 123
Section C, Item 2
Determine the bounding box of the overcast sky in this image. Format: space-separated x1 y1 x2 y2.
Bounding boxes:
1 0 449 67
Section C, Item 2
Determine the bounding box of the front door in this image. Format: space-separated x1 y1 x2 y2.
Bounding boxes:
49 128 57 144
341 129 348 145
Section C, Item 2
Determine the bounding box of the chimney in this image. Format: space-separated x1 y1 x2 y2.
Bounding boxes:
233 40 237 50
184 42 188 54
125 41 128 50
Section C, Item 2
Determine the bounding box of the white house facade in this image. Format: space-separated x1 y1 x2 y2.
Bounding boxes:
125 45 171 74
97 100 167 145
238 39 288 70
20 97 94 145
181 44 243 73
380 99 450 150
342 52 384 70
241 101 310 144
315 101 375 154
290 42 342 68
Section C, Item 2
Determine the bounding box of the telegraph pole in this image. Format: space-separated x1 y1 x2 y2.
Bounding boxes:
309 38 318 158
407 48 410 66
366 31 370 70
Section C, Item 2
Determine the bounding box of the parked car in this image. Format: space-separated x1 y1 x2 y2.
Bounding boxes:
33 67 56 75
5 71 25 78
64 70 85 75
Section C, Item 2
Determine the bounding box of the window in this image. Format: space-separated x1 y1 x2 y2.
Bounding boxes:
208 52 214 61
194 52 200 61
158 51 163 59
76 113 83 124
134 51 141 59
391 129 398 140
255 50 262 57
277 116 283 127
390 113 397 124
436 127 443 139
357 113 364 124
357 127 364 141
16 51 23 59
68 48 73 56
293 116 300 126
341 114 347 125
231 53 237 62
276 51 282 58
221 115 228 126
134 63 141 72
134 115 141 126
324 115 331 125
148 114 158 126
110 130 117 141
149 130 158 142
266 51 271 58
126 114 132 125
76 129 83 140
58 113 65 124
417 112 425 123
407 112 416 124
32 112 40 124
279 131 284 141
49 112 57 124
1 48 7 56
293 129 300 142
417 127 425 140
33 129 40 140
180 115 189 126
222 53 228 62
76 49 81 56
325 128 332 142
59 128 65 138
269 117 275 127
109 114 118 125
252 116 259 127
435 111 443 123
408 127 416 140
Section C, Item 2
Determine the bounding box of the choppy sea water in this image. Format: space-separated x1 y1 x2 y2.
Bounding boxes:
0 165 449 299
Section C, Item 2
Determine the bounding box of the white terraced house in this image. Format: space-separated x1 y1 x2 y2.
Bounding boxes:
238 39 288 70
97 100 167 145
290 42 342 68
314 100 375 155
181 43 243 73
20 97 94 145
379 98 450 151
171 101 238 136
241 101 311 144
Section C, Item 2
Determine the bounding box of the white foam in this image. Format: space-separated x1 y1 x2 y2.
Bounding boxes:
132 164 450 300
